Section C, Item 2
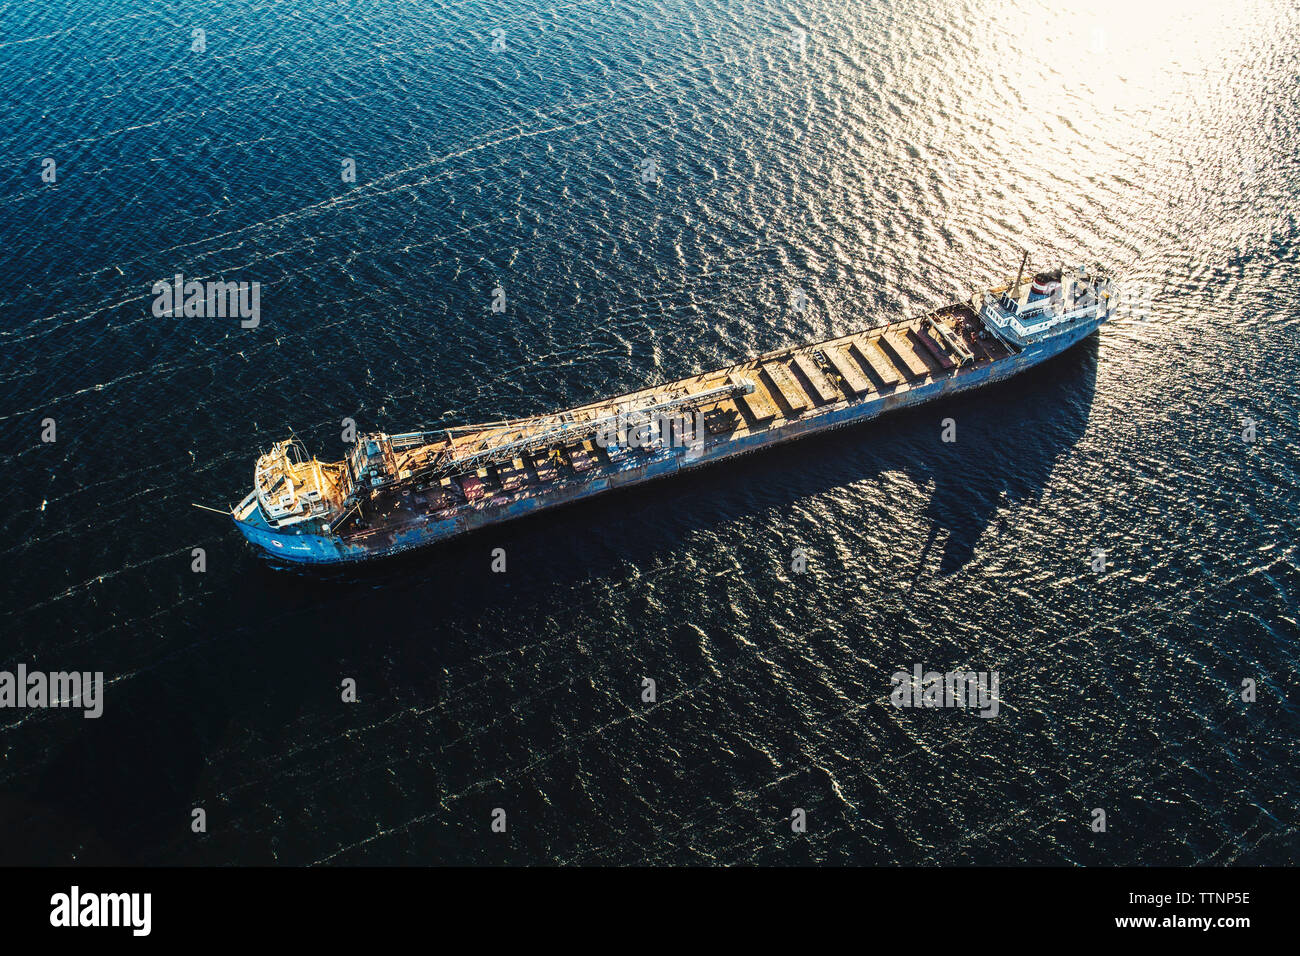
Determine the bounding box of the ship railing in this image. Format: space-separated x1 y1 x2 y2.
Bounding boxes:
389 432 428 449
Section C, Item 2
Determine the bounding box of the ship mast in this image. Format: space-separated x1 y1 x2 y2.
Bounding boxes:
1003 248 1029 311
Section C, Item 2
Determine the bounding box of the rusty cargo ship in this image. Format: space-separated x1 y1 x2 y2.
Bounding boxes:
232 259 1115 566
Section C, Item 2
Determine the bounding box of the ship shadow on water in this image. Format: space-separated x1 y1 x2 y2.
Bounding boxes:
911 334 1100 576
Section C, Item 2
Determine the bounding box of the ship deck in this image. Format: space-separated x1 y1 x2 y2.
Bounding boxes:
333 303 1012 539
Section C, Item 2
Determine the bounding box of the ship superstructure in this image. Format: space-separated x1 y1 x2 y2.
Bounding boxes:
232 259 1115 565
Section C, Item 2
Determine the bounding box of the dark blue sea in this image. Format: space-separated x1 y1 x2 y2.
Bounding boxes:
0 0 1297 864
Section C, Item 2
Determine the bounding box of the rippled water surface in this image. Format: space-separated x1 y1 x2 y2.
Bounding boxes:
0 0 1297 864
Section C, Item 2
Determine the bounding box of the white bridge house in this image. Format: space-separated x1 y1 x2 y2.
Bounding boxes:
979 263 1115 348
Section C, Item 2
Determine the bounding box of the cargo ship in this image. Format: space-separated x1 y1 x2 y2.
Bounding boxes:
232 258 1115 565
